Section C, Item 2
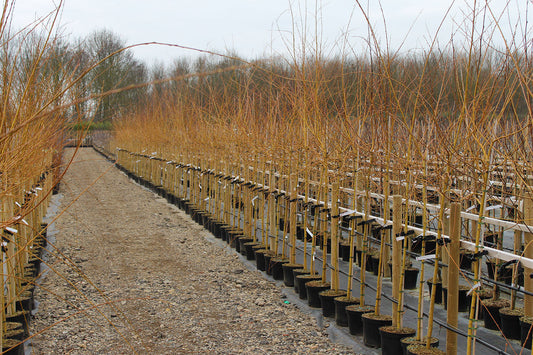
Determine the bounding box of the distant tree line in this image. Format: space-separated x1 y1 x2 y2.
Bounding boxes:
146 49 532 130
4 26 530 129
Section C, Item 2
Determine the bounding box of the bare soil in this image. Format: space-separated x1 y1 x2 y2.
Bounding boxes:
30 148 356 354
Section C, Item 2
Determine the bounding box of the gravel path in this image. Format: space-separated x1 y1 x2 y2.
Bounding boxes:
30 148 357 354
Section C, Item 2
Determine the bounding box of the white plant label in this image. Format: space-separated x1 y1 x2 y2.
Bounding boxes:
340 209 357 218
416 254 435 261
466 205 477 212
306 228 313 237
251 195 259 206
467 282 481 296
396 236 404 241
5 227 17 234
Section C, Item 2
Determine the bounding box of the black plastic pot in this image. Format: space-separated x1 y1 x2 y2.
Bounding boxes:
220 226 229 241
10 292 33 312
411 239 436 255
339 242 357 261
370 255 380 276
4 323 23 343
4 327 24 341
466 288 493 320
334 296 359 327
318 290 346 317
482 299 510 330
255 249 269 271
339 242 349 261
379 326 416 355
345 305 374 335
362 313 392 348
442 285 470 312
228 231 242 248
282 263 303 287
292 269 310 293
270 258 288 280
295 274 321 300
499 307 523 340
356 250 362 266
400 336 439 355
316 234 332 253
306 281 330 308
244 242 260 260
264 254 274 275
404 268 419 290
296 226 305 241
365 254 373 272
426 279 442 304
237 237 253 255
460 251 473 270
2 338 24 355
520 316 533 349
213 222 223 238
5 311 30 337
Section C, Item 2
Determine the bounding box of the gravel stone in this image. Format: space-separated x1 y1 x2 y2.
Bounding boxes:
30 148 357 354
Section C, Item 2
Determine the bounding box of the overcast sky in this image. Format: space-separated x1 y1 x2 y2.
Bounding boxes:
12 1 529 66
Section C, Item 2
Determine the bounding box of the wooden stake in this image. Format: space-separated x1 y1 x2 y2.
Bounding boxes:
392 195 402 327
447 203 461 355
289 173 297 264
331 181 340 291
524 180 533 316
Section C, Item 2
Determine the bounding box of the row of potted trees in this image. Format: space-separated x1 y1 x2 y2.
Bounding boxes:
0 163 56 355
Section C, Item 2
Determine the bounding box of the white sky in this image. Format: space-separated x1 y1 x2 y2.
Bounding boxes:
11 1 530 66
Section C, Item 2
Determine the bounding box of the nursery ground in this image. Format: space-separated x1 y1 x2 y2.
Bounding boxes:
30 147 358 354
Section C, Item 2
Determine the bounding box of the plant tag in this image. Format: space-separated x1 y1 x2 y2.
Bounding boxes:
5 227 17 234
21 219 29 226
416 254 435 261
467 282 481 296
251 195 259 206
204 197 210 201
306 228 313 237
340 209 357 217
396 236 404 241
15 202 21 207
36 187 42 191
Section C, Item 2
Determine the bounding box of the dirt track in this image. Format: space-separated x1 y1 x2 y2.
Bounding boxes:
30 148 356 354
